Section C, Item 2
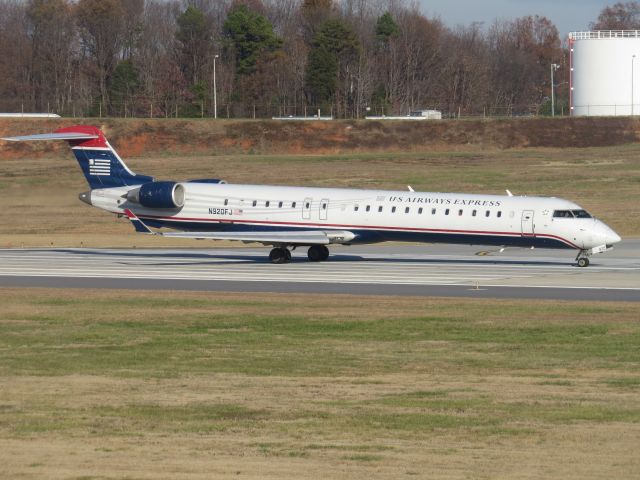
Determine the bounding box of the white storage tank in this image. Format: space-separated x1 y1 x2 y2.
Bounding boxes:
570 31 640 116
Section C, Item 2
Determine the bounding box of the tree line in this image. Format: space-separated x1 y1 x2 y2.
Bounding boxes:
0 0 633 119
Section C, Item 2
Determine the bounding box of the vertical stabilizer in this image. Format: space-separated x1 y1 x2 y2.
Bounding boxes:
53 126 153 188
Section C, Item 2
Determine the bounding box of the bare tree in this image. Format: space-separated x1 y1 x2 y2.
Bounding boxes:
591 1 640 30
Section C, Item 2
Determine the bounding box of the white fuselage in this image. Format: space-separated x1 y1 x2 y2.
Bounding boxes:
89 183 621 251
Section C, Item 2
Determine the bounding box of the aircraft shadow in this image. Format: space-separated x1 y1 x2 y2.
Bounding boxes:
49 248 571 268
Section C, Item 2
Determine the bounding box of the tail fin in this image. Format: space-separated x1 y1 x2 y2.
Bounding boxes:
2 125 153 189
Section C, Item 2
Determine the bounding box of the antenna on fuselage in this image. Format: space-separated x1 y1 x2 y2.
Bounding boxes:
407 186 414 192
506 189 513 196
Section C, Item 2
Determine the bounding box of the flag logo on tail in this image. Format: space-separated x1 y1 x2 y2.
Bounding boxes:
89 158 111 176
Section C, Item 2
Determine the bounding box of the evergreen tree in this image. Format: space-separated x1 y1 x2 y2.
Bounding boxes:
108 60 140 114
223 5 282 76
375 11 400 43
305 18 360 107
176 6 212 85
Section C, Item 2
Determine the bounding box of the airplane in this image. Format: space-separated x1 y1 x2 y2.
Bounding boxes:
2 125 621 267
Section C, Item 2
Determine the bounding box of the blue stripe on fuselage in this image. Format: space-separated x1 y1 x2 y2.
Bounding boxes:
138 217 574 249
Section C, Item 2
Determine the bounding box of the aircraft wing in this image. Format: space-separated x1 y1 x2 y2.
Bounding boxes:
162 230 331 244
123 209 351 245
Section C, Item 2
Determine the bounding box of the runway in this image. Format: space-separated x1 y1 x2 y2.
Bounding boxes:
0 241 638 301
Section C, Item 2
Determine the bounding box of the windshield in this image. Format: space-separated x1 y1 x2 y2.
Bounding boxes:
553 210 592 219
572 210 592 218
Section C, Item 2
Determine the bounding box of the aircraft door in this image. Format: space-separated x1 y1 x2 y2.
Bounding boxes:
521 210 535 236
303 197 312 219
319 199 329 220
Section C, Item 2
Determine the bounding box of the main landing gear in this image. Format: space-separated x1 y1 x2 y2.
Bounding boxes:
268 245 330 264
307 245 330 262
269 247 291 264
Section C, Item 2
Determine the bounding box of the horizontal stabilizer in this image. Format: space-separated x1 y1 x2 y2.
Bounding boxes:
1 132 99 142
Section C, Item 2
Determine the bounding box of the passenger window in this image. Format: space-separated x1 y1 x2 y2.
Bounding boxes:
378 206 383 213
405 207 410 214
278 201 283 208
305 202 310 209
292 202 296 208
472 210 477 217
418 208 423 214
392 206 396 213
265 201 270 207
252 200 257 207
432 208 436 215
497 211 502 218
366 205 370 212
445 209 450 215
322 203 327 210
354 205 359 212
458 209 463 216
224 199 228 206
485 210 490 217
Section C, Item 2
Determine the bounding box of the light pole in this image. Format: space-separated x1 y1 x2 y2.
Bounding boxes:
633 55 636 116
550 63 559 117
213 54 219 119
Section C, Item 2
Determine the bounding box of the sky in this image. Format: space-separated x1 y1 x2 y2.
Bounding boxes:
418 0 612 37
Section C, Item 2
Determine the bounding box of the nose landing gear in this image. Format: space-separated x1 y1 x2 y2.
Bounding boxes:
575 250 590 268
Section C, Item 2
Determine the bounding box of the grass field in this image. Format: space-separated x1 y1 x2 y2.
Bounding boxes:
0 144 639 247
1 289 639 479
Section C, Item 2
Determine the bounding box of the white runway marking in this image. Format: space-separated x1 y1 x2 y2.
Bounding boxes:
0 248 638 290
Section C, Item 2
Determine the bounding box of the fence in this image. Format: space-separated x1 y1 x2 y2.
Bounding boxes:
0 97 562 120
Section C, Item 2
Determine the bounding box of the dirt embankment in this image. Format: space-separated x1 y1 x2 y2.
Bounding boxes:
0 116 638 158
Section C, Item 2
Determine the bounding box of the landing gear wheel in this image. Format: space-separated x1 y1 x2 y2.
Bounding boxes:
577 257 590 268
320 246 330 261
269 247 290 264
307 245 324 262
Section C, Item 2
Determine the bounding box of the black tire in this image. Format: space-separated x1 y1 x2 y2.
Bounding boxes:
577 257 590 268
320 246 330 261
269 248 289 264
307 245 323 262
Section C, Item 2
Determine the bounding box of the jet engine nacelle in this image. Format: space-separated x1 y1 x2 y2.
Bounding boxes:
126 181 185 209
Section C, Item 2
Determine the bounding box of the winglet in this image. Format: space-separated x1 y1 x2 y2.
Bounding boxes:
123 209 156 235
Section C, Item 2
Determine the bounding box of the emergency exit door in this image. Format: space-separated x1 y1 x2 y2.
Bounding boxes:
319 199 329 220
302 197 312 219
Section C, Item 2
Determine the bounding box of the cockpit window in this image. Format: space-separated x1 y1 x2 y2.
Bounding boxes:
572 209 592 218
553 210 593 219
553 210 573 218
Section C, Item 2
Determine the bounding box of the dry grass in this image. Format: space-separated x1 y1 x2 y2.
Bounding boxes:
1 288 639 479
0 145 639 248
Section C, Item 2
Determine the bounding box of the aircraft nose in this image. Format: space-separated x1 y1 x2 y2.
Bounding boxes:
596 221 621 246
607 229 622 246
